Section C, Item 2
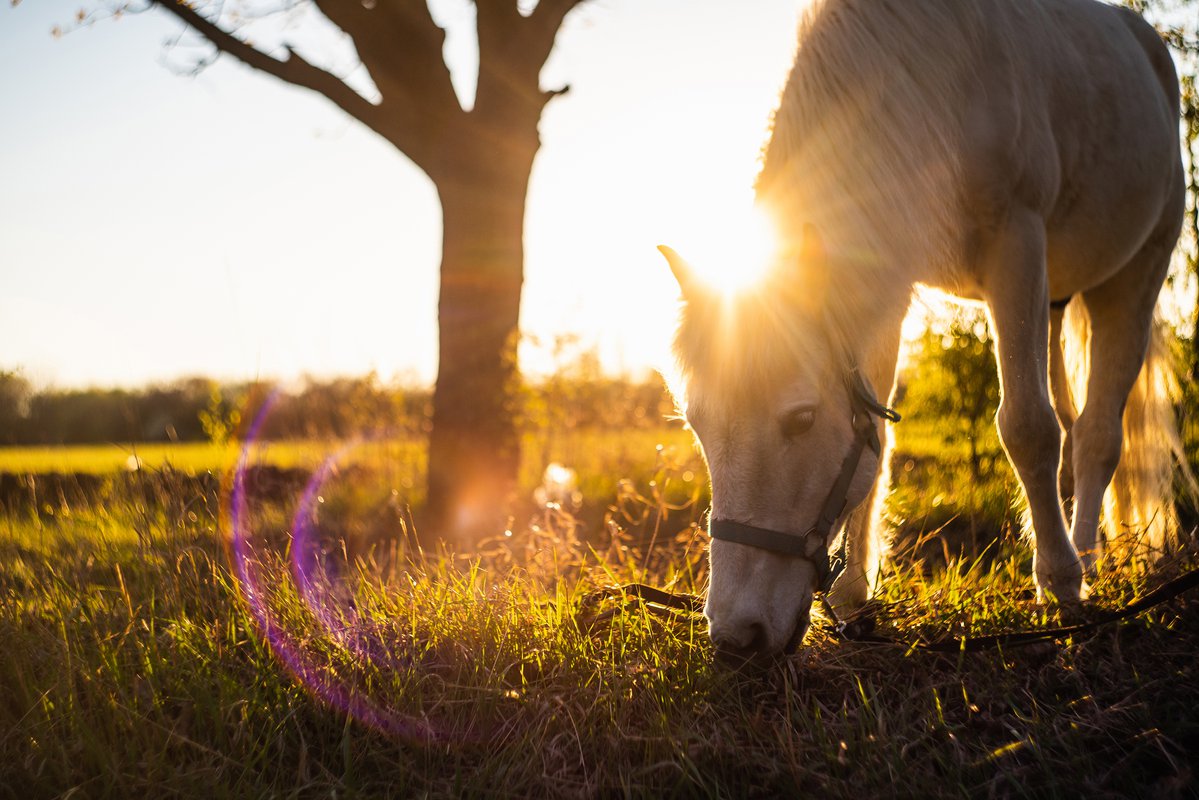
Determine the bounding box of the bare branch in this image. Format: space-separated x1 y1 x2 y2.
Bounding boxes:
311 0 462 119
525 0 587 68
474 0 585 119
153 0 382 127
152 0 464 171
529 0 585 44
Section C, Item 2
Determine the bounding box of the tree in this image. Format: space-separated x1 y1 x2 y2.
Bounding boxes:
0 371 32 446
83 0 587 546
902 306 1001 481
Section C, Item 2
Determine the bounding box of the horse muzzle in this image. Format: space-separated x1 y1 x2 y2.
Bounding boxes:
708 596 814 663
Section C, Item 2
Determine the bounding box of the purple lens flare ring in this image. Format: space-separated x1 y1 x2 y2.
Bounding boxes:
225 388 473 743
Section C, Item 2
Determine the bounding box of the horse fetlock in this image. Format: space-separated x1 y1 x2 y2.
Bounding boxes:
1070 516 1101 573
1033 553 1086 604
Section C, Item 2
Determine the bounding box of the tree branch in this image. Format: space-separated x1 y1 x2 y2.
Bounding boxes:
153 0 587 175
311 0 462 120
153 0 458 172
154 0 377 119
528 0 586 56
473 0 585 120
530 0 585 31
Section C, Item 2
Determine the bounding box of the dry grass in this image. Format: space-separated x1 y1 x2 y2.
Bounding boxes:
1 442 1197 798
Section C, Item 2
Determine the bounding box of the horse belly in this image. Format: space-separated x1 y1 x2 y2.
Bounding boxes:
1043 169 1176 299
1044 126 1178 296
1041 1 1181 296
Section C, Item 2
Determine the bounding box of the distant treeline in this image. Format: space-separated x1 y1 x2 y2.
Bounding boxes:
0 371 676 446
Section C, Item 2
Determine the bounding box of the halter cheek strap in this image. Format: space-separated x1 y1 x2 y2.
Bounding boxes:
708 368 901 593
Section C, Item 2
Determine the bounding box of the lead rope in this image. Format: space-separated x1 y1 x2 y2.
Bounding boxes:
580 365 1199 651
579 566 1199 653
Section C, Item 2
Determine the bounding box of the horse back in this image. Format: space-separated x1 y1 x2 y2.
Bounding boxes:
957 0 1182 296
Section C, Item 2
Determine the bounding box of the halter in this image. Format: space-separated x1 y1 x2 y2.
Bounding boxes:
708 367 901 593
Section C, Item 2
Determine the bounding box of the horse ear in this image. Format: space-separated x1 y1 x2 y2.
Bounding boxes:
797 223 830 308
658 245 700 299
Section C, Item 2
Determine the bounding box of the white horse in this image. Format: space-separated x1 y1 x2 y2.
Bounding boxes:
662 0 1187 658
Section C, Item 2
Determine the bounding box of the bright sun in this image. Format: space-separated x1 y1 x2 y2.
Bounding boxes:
676 204 780 297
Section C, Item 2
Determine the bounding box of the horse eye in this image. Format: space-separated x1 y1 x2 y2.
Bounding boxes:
780 408 816 437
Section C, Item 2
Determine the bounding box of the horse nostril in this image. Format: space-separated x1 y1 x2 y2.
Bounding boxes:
712 621 771 666
744 622 768 653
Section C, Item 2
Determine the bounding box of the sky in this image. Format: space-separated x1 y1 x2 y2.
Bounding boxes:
0 0 806 389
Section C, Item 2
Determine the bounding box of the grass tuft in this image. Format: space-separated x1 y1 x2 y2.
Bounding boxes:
1 441 1198 798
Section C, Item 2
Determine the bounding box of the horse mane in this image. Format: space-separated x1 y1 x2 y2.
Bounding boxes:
759 0 991 256
674 0 1051 401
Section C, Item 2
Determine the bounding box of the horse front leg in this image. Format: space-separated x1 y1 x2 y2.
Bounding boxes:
827 336 902 616
982 209 1084 603
826 454 891 616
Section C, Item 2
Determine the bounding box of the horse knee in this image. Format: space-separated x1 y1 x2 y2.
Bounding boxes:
996 400 1061 475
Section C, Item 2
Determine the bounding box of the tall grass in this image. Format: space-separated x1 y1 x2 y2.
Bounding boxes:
2 439 1197 798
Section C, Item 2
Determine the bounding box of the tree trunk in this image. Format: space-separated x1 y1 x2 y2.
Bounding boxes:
421 124 538 549
148 0 584 550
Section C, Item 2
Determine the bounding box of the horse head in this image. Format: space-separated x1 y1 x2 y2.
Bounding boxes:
662 228 897 660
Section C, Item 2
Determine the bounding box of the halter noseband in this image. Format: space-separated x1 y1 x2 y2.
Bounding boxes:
708 368 901 593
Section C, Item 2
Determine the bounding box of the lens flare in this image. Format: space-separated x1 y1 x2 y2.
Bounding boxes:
681 203 780 297
225 391 455 743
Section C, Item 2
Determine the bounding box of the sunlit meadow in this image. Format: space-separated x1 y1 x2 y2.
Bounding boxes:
2 404 1198 797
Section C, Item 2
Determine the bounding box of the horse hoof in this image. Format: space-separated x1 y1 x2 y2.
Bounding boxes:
1034 559 1086 605
1036 583 1085 605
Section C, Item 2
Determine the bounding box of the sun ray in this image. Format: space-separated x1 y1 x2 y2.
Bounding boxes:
680 203 781 298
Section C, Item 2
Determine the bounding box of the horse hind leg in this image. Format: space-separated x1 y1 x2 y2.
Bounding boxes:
1049 303 1079 516
982 208 1082 603
1069 231 1175 570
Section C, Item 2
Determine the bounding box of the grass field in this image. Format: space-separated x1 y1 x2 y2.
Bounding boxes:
0 419 970 476
0 439 403 476
0 428 696 484
1 427 1197 797
0 420 980 536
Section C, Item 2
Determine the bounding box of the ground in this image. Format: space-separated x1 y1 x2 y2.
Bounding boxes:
1 430 1197 798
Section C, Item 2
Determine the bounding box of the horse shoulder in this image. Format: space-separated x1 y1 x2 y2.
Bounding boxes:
954 68 1059 294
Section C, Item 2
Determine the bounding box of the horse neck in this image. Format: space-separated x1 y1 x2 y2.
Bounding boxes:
818 259 912 390
755 0 977 304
